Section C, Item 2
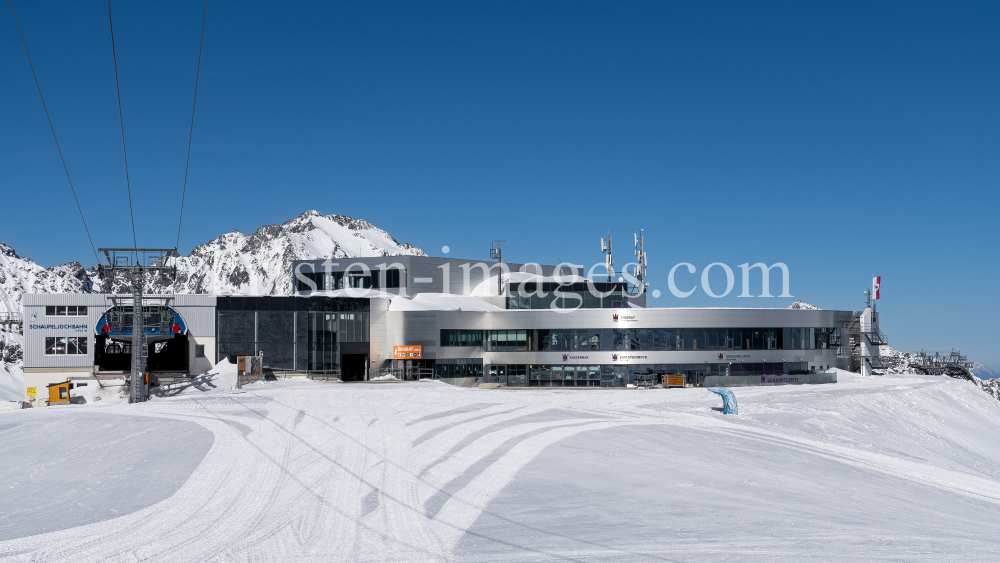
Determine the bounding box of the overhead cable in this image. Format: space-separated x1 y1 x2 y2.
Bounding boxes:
107 0 138 251
176 0 208 252
8 0 100 264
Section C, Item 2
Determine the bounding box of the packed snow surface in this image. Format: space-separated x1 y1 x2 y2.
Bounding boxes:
2 372 1000 561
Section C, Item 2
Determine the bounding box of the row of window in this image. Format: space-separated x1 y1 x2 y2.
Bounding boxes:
467 362 814 387
435 358 484 379
45 336 88 355
440 330 484 347
215 296 371 312
442 328 841 352
507 290 628 310
45 306 87 316
295 268 404 291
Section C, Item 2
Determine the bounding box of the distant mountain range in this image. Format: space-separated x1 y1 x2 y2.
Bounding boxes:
0 210 425 313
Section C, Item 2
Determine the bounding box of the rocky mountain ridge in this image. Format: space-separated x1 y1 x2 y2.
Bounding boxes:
0 211 426 310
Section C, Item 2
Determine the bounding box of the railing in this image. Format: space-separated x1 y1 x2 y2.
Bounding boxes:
307 370 341 381
378 367 433 381
870 325 888 345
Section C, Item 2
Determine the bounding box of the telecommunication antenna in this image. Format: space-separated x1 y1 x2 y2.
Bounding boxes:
490 240 505 296
600 233 613 282
627 229 648 295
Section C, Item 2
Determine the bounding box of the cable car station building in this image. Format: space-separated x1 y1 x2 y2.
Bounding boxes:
22 255 850 401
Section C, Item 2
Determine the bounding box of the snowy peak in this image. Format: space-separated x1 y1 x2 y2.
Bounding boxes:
970 362 998 380
0 242 91 315
787 300 820 310
2 210 426 300
155 211 426 296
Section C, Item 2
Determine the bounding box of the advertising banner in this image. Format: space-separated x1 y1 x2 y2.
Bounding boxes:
393 345 422 359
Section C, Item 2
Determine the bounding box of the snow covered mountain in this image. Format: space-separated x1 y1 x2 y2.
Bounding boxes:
787 300 820 310
92 210 426 296
0 211 425 309
970 362 999 380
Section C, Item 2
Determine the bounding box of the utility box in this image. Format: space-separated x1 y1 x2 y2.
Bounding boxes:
47 381 73 405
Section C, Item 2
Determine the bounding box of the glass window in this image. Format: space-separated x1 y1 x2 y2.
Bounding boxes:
600 329 614 351
664 329 678 351
56 337 67 354
766 328 777 350
56 306 67 316
78 336 87 354
639 329 653 351
67 337 78 355
692 329 705 350
653 329 667 351
45 337 56 354
539 329 551 351
46 306 55 316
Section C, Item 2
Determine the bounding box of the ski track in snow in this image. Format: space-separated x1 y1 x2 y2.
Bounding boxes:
1 373 1000 561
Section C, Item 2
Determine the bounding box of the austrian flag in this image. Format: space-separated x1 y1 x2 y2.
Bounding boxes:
872 276 881 300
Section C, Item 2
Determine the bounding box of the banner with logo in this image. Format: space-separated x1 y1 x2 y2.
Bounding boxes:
872 276 880 300
393 345 422 359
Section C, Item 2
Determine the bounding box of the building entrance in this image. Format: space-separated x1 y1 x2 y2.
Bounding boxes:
341 354 367 381
95 334 189 374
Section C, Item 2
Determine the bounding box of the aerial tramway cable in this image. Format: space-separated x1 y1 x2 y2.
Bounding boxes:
107 0 138 251
8 0 100 264
175 0 208 252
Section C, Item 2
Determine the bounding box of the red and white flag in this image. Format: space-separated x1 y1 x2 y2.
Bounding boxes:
872 276 880 300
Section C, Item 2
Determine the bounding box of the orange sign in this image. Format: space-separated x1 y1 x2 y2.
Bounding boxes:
393 345 422 359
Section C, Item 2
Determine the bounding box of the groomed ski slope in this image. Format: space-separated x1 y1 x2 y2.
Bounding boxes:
2 372 999 562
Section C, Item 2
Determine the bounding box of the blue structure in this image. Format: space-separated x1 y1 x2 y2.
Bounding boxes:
708 387 738 415
95 307 187 338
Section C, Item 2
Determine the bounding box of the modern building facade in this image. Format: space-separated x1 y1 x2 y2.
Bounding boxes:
21 255 850 403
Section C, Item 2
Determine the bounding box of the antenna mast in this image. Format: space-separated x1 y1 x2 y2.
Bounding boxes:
628 229 648 295
490 240 505 296
601 233 613 282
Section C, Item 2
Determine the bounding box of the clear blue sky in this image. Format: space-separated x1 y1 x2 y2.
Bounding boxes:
3 1 998 368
